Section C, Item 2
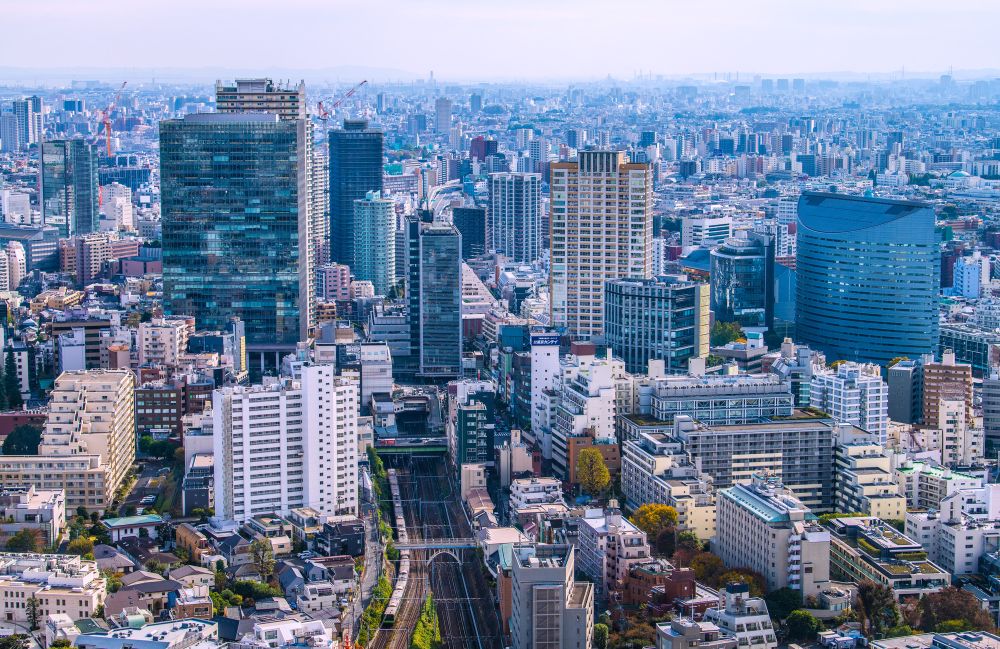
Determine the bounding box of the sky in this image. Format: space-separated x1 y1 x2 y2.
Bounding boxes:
2 0 999 82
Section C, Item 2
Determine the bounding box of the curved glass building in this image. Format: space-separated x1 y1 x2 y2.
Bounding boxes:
796 192 939 366
710 232 775 330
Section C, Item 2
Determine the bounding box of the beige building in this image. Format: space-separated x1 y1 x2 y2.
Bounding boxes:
550 150 652 339
0 486 66 547
0 370 136 512
922 351 974 427
137 316 194 368
0 553 106 623
510 544 593 649
834 442 906 519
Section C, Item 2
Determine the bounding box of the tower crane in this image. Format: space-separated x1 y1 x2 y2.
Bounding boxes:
99 81 128 158
316 80 368 120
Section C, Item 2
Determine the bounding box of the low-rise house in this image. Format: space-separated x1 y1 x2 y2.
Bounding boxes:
314 516 365 557
105 578 183 616
296 582 341 613
655 618 738 649
174 524 211 564
100 515 164 542
172 586 213 619
168 565 214 589
233 617 336 649
93 545 137 574
623 559 694 607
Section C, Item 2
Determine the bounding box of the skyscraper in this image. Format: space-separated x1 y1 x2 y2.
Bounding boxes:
407 216 462 379
796 192 939 366
434 97 452 132
488 173 541 263
451 207 487 259
604 275 710 374
329 119 383 267
40 140 99 237
352 191 396 296
710 232 775 331
550 151 653 339
160 113 310 370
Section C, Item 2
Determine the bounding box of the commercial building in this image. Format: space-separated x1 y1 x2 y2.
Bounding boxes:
827 516 949 600
449 380 497 467
352 191 396 295
834 441 906 519
40 139 99 238
212 364 358 522
330 119 383 267
905 484 1000 577
0 486 66 547
488 173 541 263
796 193 939 366
709 232 774 331
703 583 777 649
577 507 650 602
550 151 652 339
681 214 732 248
939 323 1000 378
0 553 106 624
715 474 830 597
603 275 709 375
406 218 463 379
452 207 487 259
509 544 593 649
160 113 311 371
810 362 889 444
647 374 793 428
894 460 983 510
888 359 923 424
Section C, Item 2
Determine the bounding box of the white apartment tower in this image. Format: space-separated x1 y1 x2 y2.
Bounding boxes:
488 173 542 263
550 151 652 339
810 362 889 444
213 364 359 522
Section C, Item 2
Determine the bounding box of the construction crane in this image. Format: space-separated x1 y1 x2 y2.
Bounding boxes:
99 81 128 158
316 80 367 120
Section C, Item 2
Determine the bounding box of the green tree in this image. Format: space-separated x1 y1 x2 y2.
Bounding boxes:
654 526 676 557
102 569 122 593
410 594 443 649
855 580 901 638
594 623 609 649
711 321 743 346
67 536 94 556
917 587 996 632
765 587 803 620
576 448 611 495
717 569 765 597
2 425 41 455
249 538 276 581
676 530 702 553
786 609 823 642
4 349 22 409
629 503 679 538
50 641 73 649
26 597 39 631
0 635 30 649
5 529 41 553
690 552 724 583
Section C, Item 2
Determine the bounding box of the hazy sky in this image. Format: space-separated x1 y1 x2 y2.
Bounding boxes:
3 0 998 81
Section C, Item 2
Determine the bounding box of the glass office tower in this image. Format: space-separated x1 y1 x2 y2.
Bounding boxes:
796 192 940 366
160 113 309 358
329 119 383 268
40 139 99 237
352 191 396 296
710 232 775 330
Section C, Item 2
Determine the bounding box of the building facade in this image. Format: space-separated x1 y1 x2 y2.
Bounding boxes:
488 173 541 263
329 119 383 267
352 191 396 296
40 140 99 238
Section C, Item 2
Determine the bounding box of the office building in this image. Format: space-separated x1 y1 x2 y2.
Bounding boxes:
681 214 732 248
922 351 974 428
603 275 709 374
550 151 653 339
703 584 777 649
716 474 830 596
434 97 452 132
796 193 940 366
834 441 906 520
710 232 775 331
0 553 105 624
407 218 463 379
449 380 497 467
329 119 384 266
452 207 487 259
645 374 793 429
510 544 593 649
40 140 99 237
810 362 889 444
161 113 310 371
951 251 990 299
212 364 358 522
984 372 1000 448
352 191 396 295
577 507 650 602
488 173 542 263
888 359 923 424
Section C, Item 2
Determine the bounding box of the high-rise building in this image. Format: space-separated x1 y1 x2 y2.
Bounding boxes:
603 275 709 374
40 140 99 237
922 350 974 428
810 362 889 444
951 251 989 299
550 151 653 339
434 97 452 132
329 119 383 267
796 193 940 366
451 207 487 259
710 232 775 331
160 113 310 371
681 214 732 248
470 93 482 113
888 359 923 424
213 364 358 522
510 544 594 649
11 97 43 148
407 217 463 379
352 191 396 296
488 173 541 263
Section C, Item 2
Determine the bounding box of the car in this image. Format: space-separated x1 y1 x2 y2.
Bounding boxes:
298 551 315 559
140 495 156 504
136 508 145 515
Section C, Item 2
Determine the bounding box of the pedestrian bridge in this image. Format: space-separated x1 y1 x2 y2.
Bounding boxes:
394 538 478 550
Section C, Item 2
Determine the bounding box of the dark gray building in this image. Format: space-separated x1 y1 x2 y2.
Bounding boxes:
452 207 487 259
329 119 383 267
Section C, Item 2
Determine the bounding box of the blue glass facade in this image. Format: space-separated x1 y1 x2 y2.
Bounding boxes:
329 119 383 267
160 113 309 348
796 192 940 366
40 139 99 237
710 232 775 330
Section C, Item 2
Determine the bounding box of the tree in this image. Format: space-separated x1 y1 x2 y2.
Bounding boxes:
4 349 22 409
855 580 901 638
766 587 803 620
629 503 679 539
917 587 996 632
576 448 610 495
654 526 676 557
26 597 39 631
676 530 702 554
2 425 41 455
5 529 41 553
717 569 765 597
67 536 94 556
594 623 609 649
690 552 724 583
50 641 73 649
711 322 743 346
786 610 823 642
249 538 276 582
0 635 30 649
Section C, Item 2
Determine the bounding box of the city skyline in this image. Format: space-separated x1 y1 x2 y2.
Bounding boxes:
2 0 998 82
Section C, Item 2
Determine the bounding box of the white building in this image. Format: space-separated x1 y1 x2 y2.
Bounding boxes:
952 251 990 299
703 583 777 649
681 214 733 249
510 544 593 649
893 459 984 509
577 507 650 602
811 362 888 444
905 483 1000 577
488 172 542 264
509 477 563 511
0 190 32 225
358 342 393 410
213 364 359 522
834 441 906 520
138 316 193 369
7 242 25 289
528 331 560 456
927 398 984 467
101 183 134 232
715 474 830 597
